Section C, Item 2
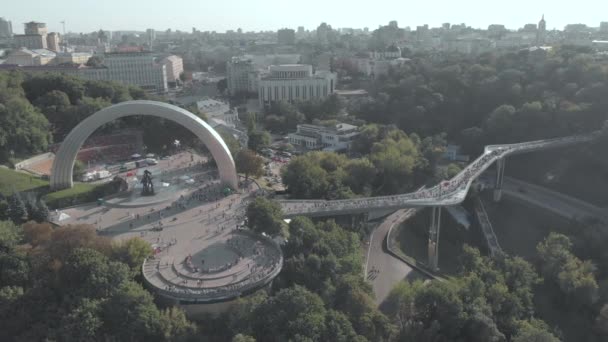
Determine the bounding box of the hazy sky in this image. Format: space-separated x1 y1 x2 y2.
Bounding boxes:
3 0 606 34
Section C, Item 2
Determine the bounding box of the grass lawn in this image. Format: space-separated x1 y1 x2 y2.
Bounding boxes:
396 206 487 275
0 167 49 196
482 194 572 259
43 183 104 208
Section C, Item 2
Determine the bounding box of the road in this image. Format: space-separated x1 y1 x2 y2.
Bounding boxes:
479 176 608 221
365 209 426 305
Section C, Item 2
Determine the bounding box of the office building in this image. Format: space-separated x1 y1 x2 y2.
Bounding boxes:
288 123 359 151
14 33 47 49
14 21 61 50
46 32 60 51
226 56 257 96
146 28 156 47
277 28 295 45
0 17 12 38
24 22 47 35
162 55 184 85
258 64 337 106
102 52 168 93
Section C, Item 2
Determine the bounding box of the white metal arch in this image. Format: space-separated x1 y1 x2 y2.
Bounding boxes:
50 100 238 190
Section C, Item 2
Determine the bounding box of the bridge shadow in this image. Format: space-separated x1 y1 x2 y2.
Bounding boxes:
97 193 241 238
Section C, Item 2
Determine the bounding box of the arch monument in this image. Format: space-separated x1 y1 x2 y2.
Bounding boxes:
50 100 238 190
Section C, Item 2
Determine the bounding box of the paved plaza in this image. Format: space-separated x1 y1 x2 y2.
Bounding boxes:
55 157 283 303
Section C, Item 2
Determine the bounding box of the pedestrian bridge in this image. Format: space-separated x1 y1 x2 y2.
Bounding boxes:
278 131 602 218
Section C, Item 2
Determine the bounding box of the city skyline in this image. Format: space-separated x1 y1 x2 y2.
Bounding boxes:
3 0 606 34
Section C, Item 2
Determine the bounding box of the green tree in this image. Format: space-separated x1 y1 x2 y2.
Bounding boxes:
33 200 50 222
281 155 329 198
0 220 22 252
217 78 228 94
73 160 86 181
247 130 271 152
56 298 103 342
250 285 327 342
0 97 51 161
100 281 165 340
537 233 599 306
7 193 28 224
235 149 264 180
85 55 103 67
112 238 153 273
246 197 284 236
220 131 241 157
512 320 561 342
232 334 256 342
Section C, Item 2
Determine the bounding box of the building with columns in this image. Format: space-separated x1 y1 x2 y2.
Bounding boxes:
258 64 336 106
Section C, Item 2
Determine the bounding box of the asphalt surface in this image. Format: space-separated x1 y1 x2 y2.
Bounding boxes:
365 209 427 305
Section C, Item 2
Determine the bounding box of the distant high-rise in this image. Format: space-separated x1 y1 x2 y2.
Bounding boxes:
537 15 547 45
277 28 295 45
0 17 13 38
46 32 60 51
600 22 608 33
24 21 47 35
389 20 399 28
226 57 257 96
14 22 48 49
146 28 156 47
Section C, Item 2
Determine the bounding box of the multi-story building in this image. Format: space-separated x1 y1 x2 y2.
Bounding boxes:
162 55 184 86
277 28 295 45
258 64 336 106
14 33 47 49
226 56 257 96
0 17 12 38
102 52 167 93
5 48 55 66
14 21 59 51
146 28 156 47
55 52 92 64
288 123 359 151
24 22 47 35
196 98 239 126
46 32 60 51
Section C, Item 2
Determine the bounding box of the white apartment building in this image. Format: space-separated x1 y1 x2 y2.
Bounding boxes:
102 52 167 93
162 55 184 85
258 64 337 106
226 57 258 96
196 98 238 127
288 123 359 151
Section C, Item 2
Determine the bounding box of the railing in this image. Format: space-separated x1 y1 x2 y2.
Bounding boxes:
473 197 502 257
141 229 284 303
279 131 602 216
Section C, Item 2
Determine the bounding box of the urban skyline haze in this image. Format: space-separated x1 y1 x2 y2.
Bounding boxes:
4 0 606 34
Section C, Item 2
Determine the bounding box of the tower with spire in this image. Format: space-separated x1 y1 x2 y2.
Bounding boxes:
536 15 547 45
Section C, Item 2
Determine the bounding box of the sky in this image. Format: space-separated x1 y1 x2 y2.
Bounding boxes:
3 0 606 34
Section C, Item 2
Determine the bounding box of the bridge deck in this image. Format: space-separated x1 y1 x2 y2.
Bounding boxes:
279 131 601 217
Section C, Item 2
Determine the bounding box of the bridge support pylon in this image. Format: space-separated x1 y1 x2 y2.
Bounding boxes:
427 206 442 272
493 158 506 202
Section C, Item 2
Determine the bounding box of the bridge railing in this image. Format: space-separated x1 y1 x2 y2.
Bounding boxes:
279 131 601 216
